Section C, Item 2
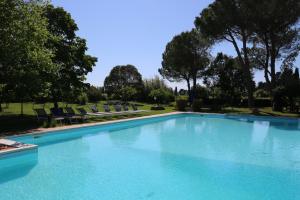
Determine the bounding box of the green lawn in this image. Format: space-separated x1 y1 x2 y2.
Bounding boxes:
1 102 299 136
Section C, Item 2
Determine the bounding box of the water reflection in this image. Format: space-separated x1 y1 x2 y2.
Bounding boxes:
157 116 300 170
0 149 38 184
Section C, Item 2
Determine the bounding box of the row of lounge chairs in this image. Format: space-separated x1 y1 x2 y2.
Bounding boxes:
33 104 145 124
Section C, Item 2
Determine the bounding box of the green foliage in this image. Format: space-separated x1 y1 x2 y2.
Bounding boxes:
0 0 55 115
104 65 143 100
76 93 88 105
143 76 173 102
274 67 300 112
192 99 202 112
119 87 137 102
254 89 269 98
176 97 188 111
149 88 174 105
195 0 256 107
192 85 209 100
159 29 212 103
204 53 246 105
87 86 105 102
44 5 97 105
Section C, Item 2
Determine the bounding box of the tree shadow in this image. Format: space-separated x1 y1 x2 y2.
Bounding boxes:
0 115 43 136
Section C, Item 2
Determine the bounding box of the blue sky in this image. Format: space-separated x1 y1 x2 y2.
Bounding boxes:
51 0 299 89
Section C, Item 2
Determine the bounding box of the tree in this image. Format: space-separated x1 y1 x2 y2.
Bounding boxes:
159 29 211 103
0 0 55 115
247 0 300 101
143 76 173 102
119 87 137 102
174 87 178 96
204 53 247 105
276 67 300 112
195 0 255 107
87 86 105 102
104 65 143 99
44 5 97 107
149 88 174 105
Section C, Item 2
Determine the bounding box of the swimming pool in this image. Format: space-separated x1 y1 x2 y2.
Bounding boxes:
1 113 300 200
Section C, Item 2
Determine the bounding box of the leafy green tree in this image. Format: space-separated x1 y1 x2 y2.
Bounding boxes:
159 29 211 103
204 53 247 105
44 5 97 107
149 88 173 105
247 0 300 100
104 65 143 99
0 0 54 115
195 0 255 107
174 87 178 96
87 86 105 102
119 87 137 102
143 76 173 102
276 67 300 112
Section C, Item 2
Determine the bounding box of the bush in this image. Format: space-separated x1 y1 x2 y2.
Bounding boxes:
87 86 105 102
176 97 188 111
192 99 202 112
77 93 88 105
149 88 174 104
120 86 137 102
239 98 271 107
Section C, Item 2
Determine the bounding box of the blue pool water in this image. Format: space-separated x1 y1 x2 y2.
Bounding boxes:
1 114 300 200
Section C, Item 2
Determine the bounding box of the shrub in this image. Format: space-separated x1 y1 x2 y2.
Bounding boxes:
149 88 174 104
87 86 105 102
176 97 188 111
120 86 137 102
192 99 202 112
77 93 88 105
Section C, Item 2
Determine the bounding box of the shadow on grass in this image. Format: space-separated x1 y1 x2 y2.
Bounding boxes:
0 115 43 136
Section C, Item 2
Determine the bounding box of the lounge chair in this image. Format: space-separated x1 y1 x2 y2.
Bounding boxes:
33 108 49 121
77 107 88 116
50 107 70 123
130 104 146 113
34 108 64 123
123 104 129 111
65 107 86 121
79 107 109 116
113 104 122 112
90 105 99 113
103 104 111 112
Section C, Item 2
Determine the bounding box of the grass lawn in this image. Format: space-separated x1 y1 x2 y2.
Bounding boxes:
1 102 299 136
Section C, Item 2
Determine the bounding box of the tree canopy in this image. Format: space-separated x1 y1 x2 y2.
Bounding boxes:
0 0 55 113
195 0 256 107
44 5 97 106
104 65 143 100
159 29 211 103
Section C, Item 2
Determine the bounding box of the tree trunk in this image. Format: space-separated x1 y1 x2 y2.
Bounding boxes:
229 32 254 108
20 101 24 116
186 79 192 104
241 32 254 108
192 76 197 103
54 101 59 109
